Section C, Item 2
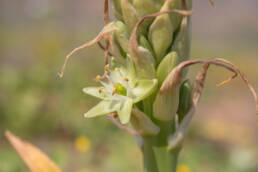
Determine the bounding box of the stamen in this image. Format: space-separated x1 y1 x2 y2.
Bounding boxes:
123 77 129 82
98 87 104 93
96 75 101 83
115 67 124 78
105 64 110 71
112 88 116 95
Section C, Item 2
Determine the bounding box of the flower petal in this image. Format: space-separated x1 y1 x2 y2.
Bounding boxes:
131 79 158 103
83 87 108 100
117 98 133 124
84 100 120 118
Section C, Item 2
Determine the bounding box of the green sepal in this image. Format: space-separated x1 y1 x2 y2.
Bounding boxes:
156 51 180 87
177 80 192 122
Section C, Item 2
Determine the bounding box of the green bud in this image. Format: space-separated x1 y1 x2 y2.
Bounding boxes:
156 51 180 86
121 0 139 34
148 13 173 63
171 1 192 62
112 0 123 21
148 0 183 63
163 0 183 29
153 82 180 122
110 33 126 64
129 44 156 79
131 108 160 136
153 62 182 121
177 80 192 122
133 0 161 17
114 21 129 53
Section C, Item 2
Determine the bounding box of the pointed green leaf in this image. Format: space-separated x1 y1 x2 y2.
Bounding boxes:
84 100 120 118
131 79 158 103
117 98 133 124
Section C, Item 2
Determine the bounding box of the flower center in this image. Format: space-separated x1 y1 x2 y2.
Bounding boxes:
113 82 127 96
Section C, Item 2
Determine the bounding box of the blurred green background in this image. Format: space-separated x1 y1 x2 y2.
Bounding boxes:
0 0 257 172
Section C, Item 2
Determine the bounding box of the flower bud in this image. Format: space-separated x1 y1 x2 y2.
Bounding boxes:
148 0 183 63
110 33 126 64
114 21 129 54
112 0 123 21
121 0 139 34
133 0 161 17
171 1 192 62
129 42 156 79
156 51 180 87
177 80 193 122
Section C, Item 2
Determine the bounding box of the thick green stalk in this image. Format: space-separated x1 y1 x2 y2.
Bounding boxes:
143 137 180 172
143 138 159 172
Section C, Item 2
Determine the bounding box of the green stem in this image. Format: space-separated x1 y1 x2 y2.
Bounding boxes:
143 137 181 172
143 139 159 172
153 147 180 172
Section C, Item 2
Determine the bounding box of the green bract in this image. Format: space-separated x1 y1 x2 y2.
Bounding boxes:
83 58 158 124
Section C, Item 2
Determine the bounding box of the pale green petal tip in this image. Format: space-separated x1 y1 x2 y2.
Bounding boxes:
117 98 133 124
82 87 105 100
84 100 120 119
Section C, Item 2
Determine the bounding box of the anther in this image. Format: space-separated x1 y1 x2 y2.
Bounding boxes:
115 67 120 72
112 88 116 95
123 77 129 82
98 87 104 93
96 75 101 83
105 64 110 71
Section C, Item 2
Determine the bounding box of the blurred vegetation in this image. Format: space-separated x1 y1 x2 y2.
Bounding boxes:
0 1 257 172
